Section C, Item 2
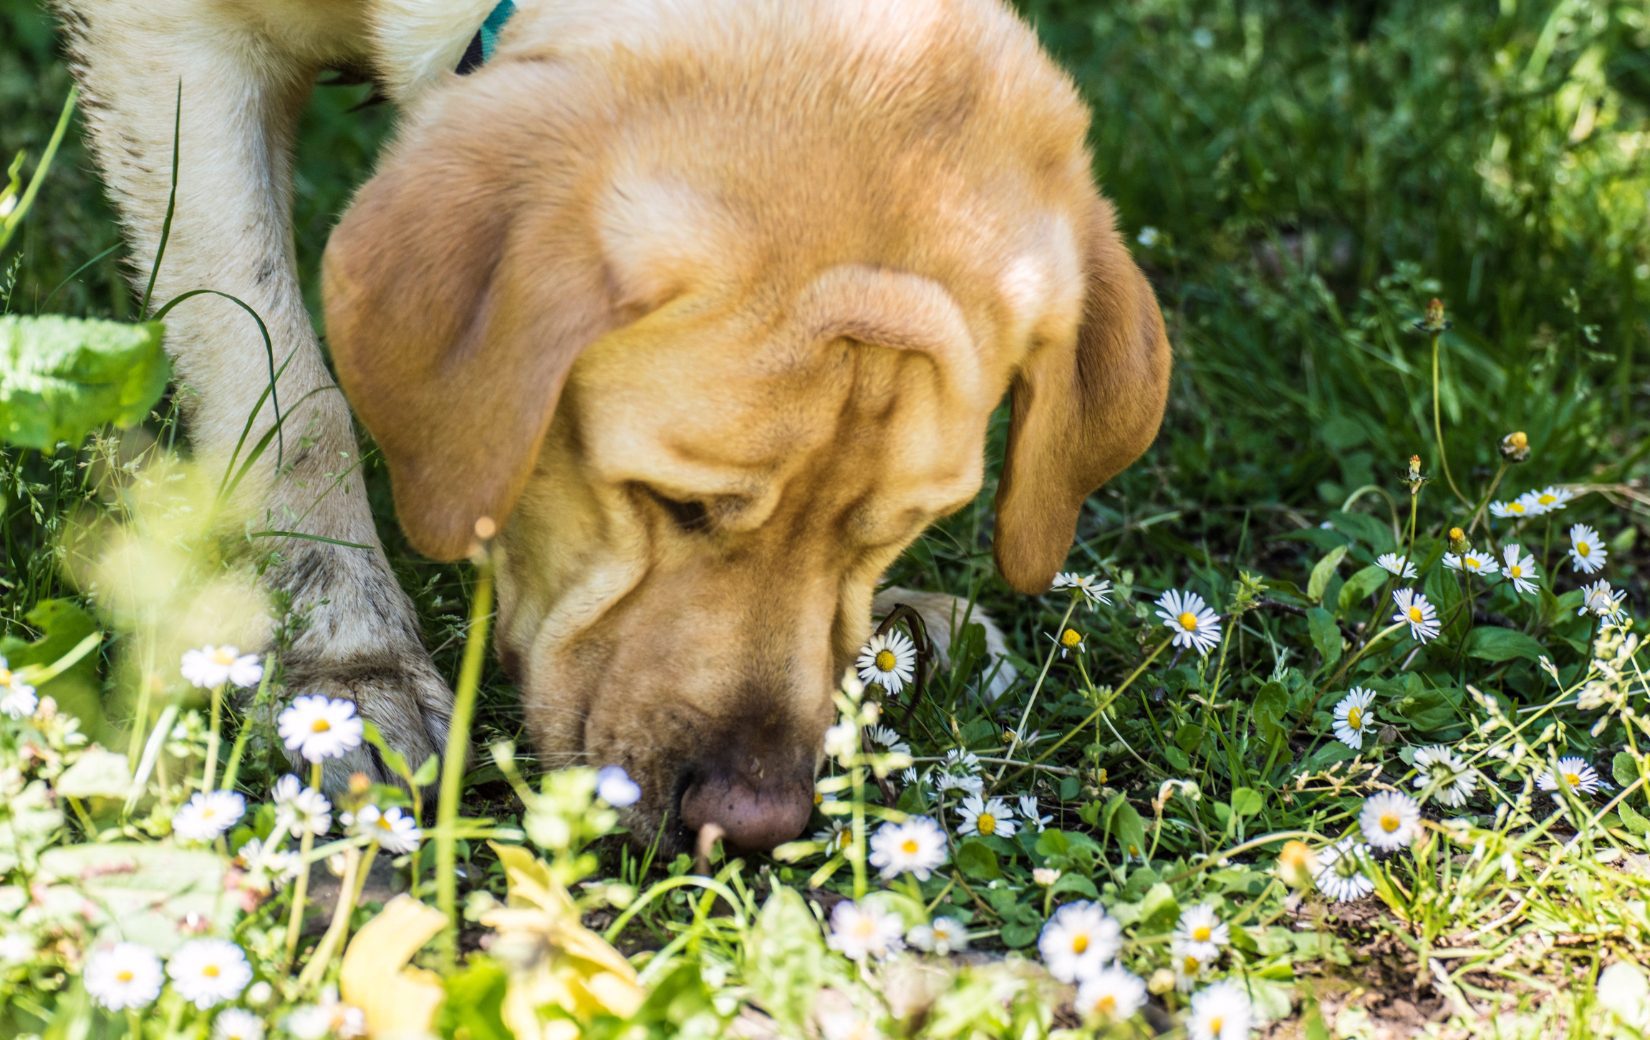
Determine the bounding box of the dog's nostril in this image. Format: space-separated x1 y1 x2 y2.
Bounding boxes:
678 773 812 853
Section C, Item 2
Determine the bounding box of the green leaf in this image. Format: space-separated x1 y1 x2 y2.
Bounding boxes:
743 887 838 1029
1230 787 1264 817
437 958 513 1040
955 839 1001 881
55 748 133 800
1619 801 1650 837
1104 795 1147 860
35 843 227 953
1337 564 1390 615
0 315 168 451
1614 751 1640 790
1307 607 1342 667
1251 681 1289 742
1462 627 1547 664
1307 545 1349 603
1137 882 1179 930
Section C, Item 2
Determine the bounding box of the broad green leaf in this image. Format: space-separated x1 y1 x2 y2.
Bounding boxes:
743 887 836 1029
956 839 1001 881
1230 787 1264 817
1337 564 1390 615
1307 545 1348 603
1614 751 1640 790
0 315 168 451
1308 607 1342 667
1104 795 1147 860
55 748 133 800
1462 627 1547 664
35 843 227 953
1138 882 1180 930
1251 681 1289 742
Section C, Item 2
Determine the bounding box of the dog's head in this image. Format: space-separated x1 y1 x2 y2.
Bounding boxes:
322 1 1170 852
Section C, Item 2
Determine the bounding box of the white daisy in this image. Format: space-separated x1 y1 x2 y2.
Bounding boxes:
1579 580 1626 622
167 938 252 1009
1501 545 1538 595
1375 553 1417 579
1155 589 1222 655
1411 746 1476 807
1359 791 1422 850
1490 499 1534 520
0 656 38 719
214 1008 265 1040
856 630 916 695
813 819 853 855
172 790 246 843
84 942 164 1011
907 916 969 955
344 804 422 854
1051 572 1114 608
1037 901 1121 983
277 695 364 763
957 794 1017 839
1074 964 1147 1024
1174 902 1230 961
180 645 264 689
1391 588 1440 643
1332 687 1376 750
596 765 642 807
1443 551 1499 577
1171 939 1213 991
826 900 904 961
1017 795 1052 830
272 774 331 836
868 816 948 880
285 986 366 1040
1568 523 1608 574
235 837 296 886
1188 980 1253 1040
1537 756 1603 802
1313 838 1374 902
865 725 912 756
1529 486 1574 514
934 749 984 795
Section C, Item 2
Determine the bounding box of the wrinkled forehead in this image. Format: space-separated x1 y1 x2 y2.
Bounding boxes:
566 310 987 509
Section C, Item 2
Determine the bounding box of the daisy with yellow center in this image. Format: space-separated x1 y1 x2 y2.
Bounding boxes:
84 943 163 1011
826 900 904 961
1173 902 1230 961
1501 544 1539 595
1375 552 1417 579
958 794 1017 839
1537 755 1602 804
179 644 264 689
1578 579 1625 622
1313 838 1374 902
1332 687 1376 750
1358 790 1421 850
1188 980 1252 1040
167 938 252 1009
1529 486 1573 514
276 694 364 763
1391 588 1440 643
1074 965 1147 1024
855 630 916 695
1051 571 1114 609
344 804 422 853
907 916 969 955
1489 498 1529 519
1412 744 1477 807
1037 900 1121 983
172 790 246 844
1053 626 1085 657
1444 550 1499 576
1154 588 1223 655
1568 523 1609 575
868 816 948 880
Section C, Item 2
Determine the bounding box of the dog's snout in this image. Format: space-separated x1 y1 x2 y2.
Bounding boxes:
678 762 813 853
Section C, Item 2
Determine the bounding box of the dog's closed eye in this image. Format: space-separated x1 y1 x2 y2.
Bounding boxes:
637 484 714 534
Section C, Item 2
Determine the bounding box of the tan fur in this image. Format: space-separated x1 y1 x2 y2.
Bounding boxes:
57 0 1170 843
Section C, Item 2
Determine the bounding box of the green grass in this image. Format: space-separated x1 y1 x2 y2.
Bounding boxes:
3 0 1650 1037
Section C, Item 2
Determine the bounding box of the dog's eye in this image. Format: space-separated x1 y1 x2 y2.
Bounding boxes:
639 485 713 533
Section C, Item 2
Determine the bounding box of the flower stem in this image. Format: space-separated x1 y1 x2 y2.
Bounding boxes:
1012 636 1173 779
203 682 224 791
283 761 322 969
1430 330 1471 509
436 542 496 967
993 597 1079 785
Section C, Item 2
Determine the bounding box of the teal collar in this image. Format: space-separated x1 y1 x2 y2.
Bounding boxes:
456 0 518 75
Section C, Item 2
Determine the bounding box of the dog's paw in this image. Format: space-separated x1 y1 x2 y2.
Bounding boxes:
278 651 455 791
872 587 1018 701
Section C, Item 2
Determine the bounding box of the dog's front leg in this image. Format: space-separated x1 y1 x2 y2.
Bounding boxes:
55 0 453 783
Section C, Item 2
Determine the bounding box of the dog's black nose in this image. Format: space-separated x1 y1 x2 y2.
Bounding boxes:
678 764 813 853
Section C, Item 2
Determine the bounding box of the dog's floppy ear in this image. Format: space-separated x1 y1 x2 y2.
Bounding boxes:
322 101 606 561
992 199 1172 593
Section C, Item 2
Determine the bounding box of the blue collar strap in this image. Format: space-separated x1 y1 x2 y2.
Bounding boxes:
456 0 518 75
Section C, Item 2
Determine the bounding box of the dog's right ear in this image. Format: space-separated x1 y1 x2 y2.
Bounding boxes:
323 79 607 561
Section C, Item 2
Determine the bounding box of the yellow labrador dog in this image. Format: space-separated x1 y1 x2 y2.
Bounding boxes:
55 0 1170 851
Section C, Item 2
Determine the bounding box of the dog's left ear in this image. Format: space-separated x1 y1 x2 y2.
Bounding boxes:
322 78 607 561
992 198 1172 593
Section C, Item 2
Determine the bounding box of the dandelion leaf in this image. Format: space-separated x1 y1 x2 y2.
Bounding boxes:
0 315 168 451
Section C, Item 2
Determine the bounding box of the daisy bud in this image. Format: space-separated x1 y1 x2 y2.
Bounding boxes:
1033 867 1061 887
1416 297 1450 333
1147 968 1177 996
1407 455 1422 481
1499 430 1531 462
1448 527 1469 552
1276 840 1316 888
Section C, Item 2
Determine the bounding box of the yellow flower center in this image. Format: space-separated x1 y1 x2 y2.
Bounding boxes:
1539 493 1557 505
1510 502 1525 514
1059 628 1082 648
1510 565 1522 577
1408 606 1424 623
116 969 134 983
1380 812 1401 833
0 669 11 686
211 648 237 665
1563 772 1581 788
1183 955 1200 974
1192 924 1212 942
1178 612 1198 631
311 718 331 733
1509 431 1528 450
977 813 997 835
1095 994 1117 1015
874 649 897 672
813 790 824 806
1210 1016 1226 1033
377 815 393 830
203 964 220 978
901 838 920 855
1347 707 1362 729
1465 557 1481 570
1578 542 1591 557
1072 934 1089 954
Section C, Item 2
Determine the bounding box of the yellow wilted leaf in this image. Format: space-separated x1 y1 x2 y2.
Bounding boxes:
483 843 645 1037
340 895 447 1038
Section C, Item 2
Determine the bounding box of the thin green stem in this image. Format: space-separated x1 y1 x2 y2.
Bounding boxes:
993 597 1080 785
283 761 323 968
1431 330 1471 508
203 682 224 791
